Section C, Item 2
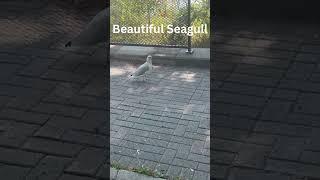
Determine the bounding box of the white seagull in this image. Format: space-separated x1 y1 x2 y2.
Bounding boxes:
65 8 109 47
129 55 153 81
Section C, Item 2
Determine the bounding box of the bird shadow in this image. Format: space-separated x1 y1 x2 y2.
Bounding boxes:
128 79 154 88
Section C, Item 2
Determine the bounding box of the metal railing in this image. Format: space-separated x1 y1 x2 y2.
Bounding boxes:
110 0 210 51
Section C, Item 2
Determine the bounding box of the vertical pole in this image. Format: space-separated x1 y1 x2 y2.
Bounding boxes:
186 0 193 54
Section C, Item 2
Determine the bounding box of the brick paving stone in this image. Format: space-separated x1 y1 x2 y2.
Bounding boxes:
41 115 102 133
228 168 291 180
211 164 228 180
193 170 209 180
234 63 284 78
171 158 198 169
0 84 46 98
6 93 46 111
0 147 43 166
0 120 40 147
285 62 315 80
241 56 290 69
23 137 83 157
166 165 183 177
0 53 31 65
197 163 210 173
270 137 306 161
0 164 30 180
300 151 320 165
245 133 277 146
213 91 266 108
18 58 56 77
295 53 320 63
59 174 96 180
271 89 299 101
0 63 22 83
32 102 87 118
266 159 320 178
26 156 71 180
234 144 271 168
66 147 106 176
254 121 312 137
211 151 235 164
8 75 57 91
295 93 320 115
214 115 255 130
61 130 107 148
213 102 260 118
226 73 279 87
279 79 320 93
0 108 50 125
97 164 112 179
260 99 293 121
214 127 248 141
213 138 243 153
301 45 320 54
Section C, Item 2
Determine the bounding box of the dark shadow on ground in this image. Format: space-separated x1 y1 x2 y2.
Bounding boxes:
0 1 109 179
212 16 320 180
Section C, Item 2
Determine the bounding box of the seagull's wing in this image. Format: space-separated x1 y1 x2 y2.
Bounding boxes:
132 62 150 76
66 8 109 47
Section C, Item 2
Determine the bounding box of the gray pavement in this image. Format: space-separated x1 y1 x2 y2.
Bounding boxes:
2 1 320 180
110 60 210 180
0 1 109 180
213 17 320 180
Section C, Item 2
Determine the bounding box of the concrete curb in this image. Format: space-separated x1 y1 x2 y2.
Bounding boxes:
110 45 210 68
111 168 167 180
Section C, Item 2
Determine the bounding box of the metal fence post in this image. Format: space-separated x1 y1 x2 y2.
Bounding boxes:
186 0 193 54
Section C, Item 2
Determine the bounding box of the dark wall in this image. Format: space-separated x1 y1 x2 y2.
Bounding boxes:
214 0 320 21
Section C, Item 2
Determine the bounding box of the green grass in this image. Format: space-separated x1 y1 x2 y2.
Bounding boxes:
131 166 159 177
110 161 185 180
110 161 126 170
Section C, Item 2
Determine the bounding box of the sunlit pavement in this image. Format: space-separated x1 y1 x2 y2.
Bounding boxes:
110 60 210 179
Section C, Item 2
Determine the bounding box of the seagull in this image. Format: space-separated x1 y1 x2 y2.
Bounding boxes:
65 8 109 47
129 55 153 81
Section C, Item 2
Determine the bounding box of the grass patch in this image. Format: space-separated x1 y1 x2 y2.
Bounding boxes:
110 161 126 170
110 161 184 179
131 166 158 177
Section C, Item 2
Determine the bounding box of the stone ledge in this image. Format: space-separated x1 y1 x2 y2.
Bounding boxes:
111 168 166 180
110 45 210 68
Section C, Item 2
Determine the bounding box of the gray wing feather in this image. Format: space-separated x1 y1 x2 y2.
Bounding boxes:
132 63 150 76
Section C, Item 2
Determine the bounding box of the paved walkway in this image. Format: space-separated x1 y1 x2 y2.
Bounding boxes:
2 1 320 180
110 59 210 180
0 1 109 180
213 17 320 180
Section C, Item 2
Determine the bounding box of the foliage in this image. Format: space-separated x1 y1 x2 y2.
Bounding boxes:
110 0 210 48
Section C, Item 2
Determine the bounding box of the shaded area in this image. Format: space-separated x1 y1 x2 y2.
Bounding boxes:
0 1 108 179
212 17 320 180
214 0 320 21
